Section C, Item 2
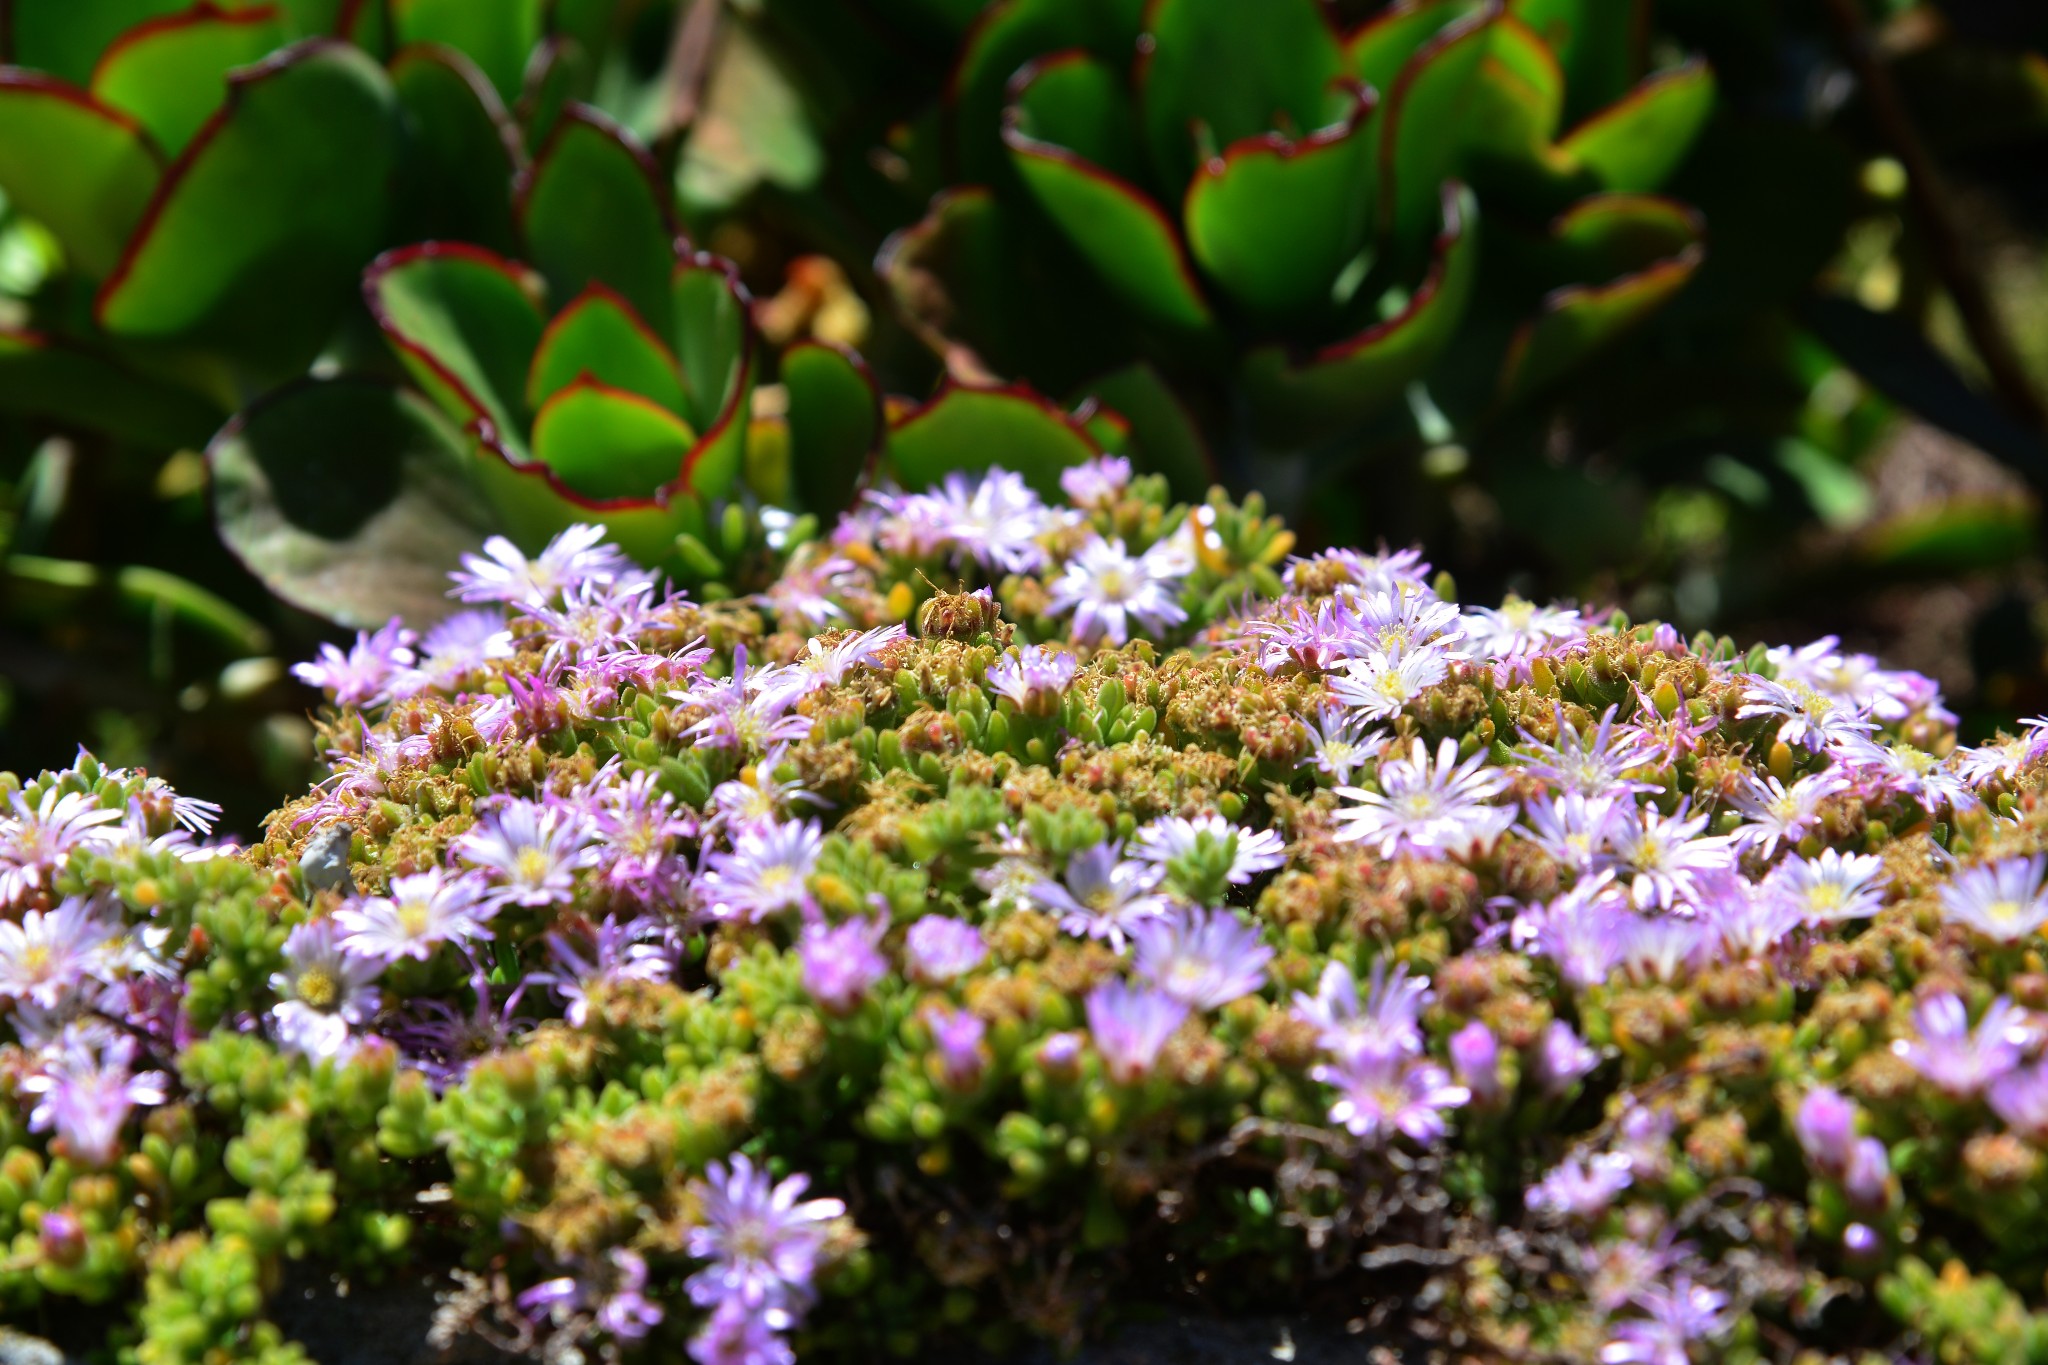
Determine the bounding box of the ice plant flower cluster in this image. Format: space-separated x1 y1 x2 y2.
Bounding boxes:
7 467 2048 1363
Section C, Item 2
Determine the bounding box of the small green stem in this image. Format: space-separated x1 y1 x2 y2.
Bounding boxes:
6 553 272 656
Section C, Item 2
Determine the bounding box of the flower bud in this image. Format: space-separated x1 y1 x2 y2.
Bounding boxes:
1449 1021 1503 1108
1793 1086 1858 1179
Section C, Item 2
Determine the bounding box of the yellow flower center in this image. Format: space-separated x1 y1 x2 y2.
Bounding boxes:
298 967 338 1010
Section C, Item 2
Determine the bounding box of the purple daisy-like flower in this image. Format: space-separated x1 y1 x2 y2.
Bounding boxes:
915 468 1066 574
1333 737 1515 861
753 624 907 713
1516 706 1655 798
1766 849 1888 926
689 1298 796 1365
1892 992 2030 1097
334 869 496 963
1314 1049 1469 1147
449 524 635 608
985 645 1079 713
394 609 514 695
453 798 598 909
1243 595 1368 675
1526 1151 1633 1220
394 971 531 1088
1520 792 1622 876
1450 1020 1504 1107
798 916 889 1015
1299 704 1380 785
1989 1062 2048 1142
1061 455 1131 509
1291 959 1431 1067
1530 1020 1600 1097
678 647 814 754
1937 853 2048 942
686 1152 845 1312
700 817 825 925
523 576 658 666
583 768 697 906
1600 1274 1730 1365
1461 596 1585 663
20 1032 168 1167
1130 813 1286 885
268 919 383 1061
1726 769 1851 858
0 896 120 1009
904 915 987 985
0 788 126 905
1602 802 1734 911
1085 980 1190 1083
1353 589 1465 661
1955 724 2048 789
1284 546 1431 599
1738 674 1875 752
1031 841 1171 952
924 1005 989 1090
1830 733 1980 815
1612 910 1717 984
1793 1085 1859 1177
1131 907 1273 1011
1329 647 1450 722
1615 685 1718 768
292 616 418 708
537 914 675 1027
1046 534 1190 646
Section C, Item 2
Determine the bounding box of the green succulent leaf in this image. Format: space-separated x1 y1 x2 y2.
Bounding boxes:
886 383 1099 499
1073 363 1212 501
1460 15 1565 178
0 73 163 279
88 4 284 156
0 326 222 446
1241 182 1479 441
209 375 494 627
947 0 1090 188
390 0 543 104
1138 0 1342 193
518 104 676 336
2 0 217 84
1345 0 1484 98
1380 5 1499 257
389 43 522 254
1541 191 1702 279
516 35 575 152
1556 59 1714 194
1510 0 1642 121
666 253 753 505
526 282 686 415
531 377 696 502
94 40 401 376
1001 41 1142 180
1184 86 1378 326
783 340 881 518
471 426 710 565
1005 54 1213 334
364 242 547 451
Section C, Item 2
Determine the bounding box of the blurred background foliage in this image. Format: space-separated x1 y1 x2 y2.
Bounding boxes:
1 0 2047 831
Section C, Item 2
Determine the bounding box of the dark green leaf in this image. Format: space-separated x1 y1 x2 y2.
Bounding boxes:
0 326 221 446
531 377 694 502
4 0 205 84
89 4 284 156
667 253 753 503
0 73 162 278
389 43 522 254
947 0 1087 188
364 241 546 450
1381 6 1498 257
1001 41 1142 181
391 0 542 104
518 104 675 335
1557 59 1714 193
210 375 494 626
1510 0 1642 121
526 281 686 415
886 382 1099 499
1345 0 1486 96
783 339 880 517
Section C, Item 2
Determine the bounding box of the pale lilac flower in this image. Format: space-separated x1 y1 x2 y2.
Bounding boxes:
925 1006 988 1089
1955 727 2048 789
1526 1152 1632 1220
904 916 986 985
450 524 635 608
1842 1223 1882 1260
1085 980 1189 1083
1352 589 1465 661
1770 637 1945 725
753 624 907 712
453 798 598 908
1461 597 1585 662
1615 686 1717 767
1333 737 1515 861
1601 1275 1729 1365
679 647 814 754
1131 907 1273 1010
268 919 383 1061
0 896 120 1008
1612 911 1717 984
538 915 674 1026
700 818 825 924
1699 874 1804 959
522 577 657 666
588 770 696 906
1284 546 1431 599
1131 813 1285 885
1516 707 1654 797
1032 841 1170 951
1531 1020 1599 1097
707 747 823 833
1793 1086 1858 1177
1329 647 1449 721
1046 535 1190 646
798 916 889 1015
519 1248 665 1342
690 1298 795 1365
759 552 861 627
913 468 1064 574
1314 1050 1468 1146
1989 1062 2048 1142
1937 854 2048 942
1602 802 1734 911
395 609 514 694
1738 675 1875 752
1520 792 1622 875
1844 1136 1890 1210
687 1153 844 1312
1767 848 1888 926
394 971 531 1087
292 617 417 708
1243 596 1368 674
1291 959 1431 1067
335 870 495 963
1300 704 1379 785
1892 992 2029 1097
1520 879 1633 987
1725 769 1850 858
1450 1020 1503 1107
1830 734 1979 815
20 1033 168 1167
1061 455 1131 509
0 788 125 904
985 645 1078 712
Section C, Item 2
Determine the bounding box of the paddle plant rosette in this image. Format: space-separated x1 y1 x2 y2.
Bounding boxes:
7 466 2048 1363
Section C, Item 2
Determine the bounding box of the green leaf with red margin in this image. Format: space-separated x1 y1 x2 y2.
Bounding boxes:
389 43 522 254
526 282 687 415
514 35 574 152
1539 192 1701 279
0 326 222 445
1556 60 1714 194
1380 4 1498 258
1496 194 1703 404
530 378 697 502
1509 0 1641 122
0 74 162 279
364 241 547 452
885 382 1100 500
1184 84 1377 326
783 340 881 518
94 41 401 376
469 425 713 566
89 4 285 156
665 252 753 505
1461 15 1563 175
1241 183 1479 442
1344 0 1484 98
390 0 541 105
1138 0 1342 194
1005 54 1213 335
210 374 494 627
947 0 1090 188
2 0 217 84
1073 363 1212 500
1003 45 1142 180
517 104 675 336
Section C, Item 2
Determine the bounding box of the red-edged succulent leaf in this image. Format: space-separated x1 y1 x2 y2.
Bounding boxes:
517 103 676 336
1344 0 1485 97
1510 0 1643 122
390 0 541 104
1005 52 1213 335
667 251 754 502
1497 193 1704 403
89 3 285 156
2 0 217 84
0 73 163 279
525 281 686 415
364 241 547 451
1138 0 1342 194
389 42 522 254
1073 363 1213 499
470 423 707 565
948 0 1090 187
514 34 574 152
783 339 882 518
1242 182 1479 441
94 40 401 375
1461 15 1564 176
1556 59 1714 193
886 381 1101 499
1380 4 1499 258
0 326 221 445
531 377 697 502
210 374 494 627
1541 191 1702 277
1183 83 1378 326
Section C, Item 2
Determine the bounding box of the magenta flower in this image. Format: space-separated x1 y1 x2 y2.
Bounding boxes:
1046 534 1190 646
1061 454 1131 509
700 817 825 925
1333 737 1514 861
1530 1020 1600 1098
689 1298 796 1365
1243 595 1369 674
1990 1062 2048 1142
1449 1020 1503 1108
335 869 495 963
588 769 697 906
1892 992 2030 1097
20 1032 168 1167
678 646 814 753
1314 1049 1469 1147
798 916 889 1015
450 524 635 608
924 1006 988 1090
1793 1086 1859 1178
985 644 1078 713
1600 1274 1730 1365
453 798 598 909
1131 907 1273 1011
1085 980 1189 1083
903 915 987 985
685 1153 844 1312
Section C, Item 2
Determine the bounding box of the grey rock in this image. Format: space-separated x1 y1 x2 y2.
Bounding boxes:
299 824 358 897
0 1329 67 1365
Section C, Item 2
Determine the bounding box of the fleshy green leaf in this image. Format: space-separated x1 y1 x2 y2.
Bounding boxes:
0 326 221 446
946 0 1088 188
94 41 401 376
1184 86 1377 325
1242 183 1480 441
1344 0 1484 97
389 43 522 254
1509 0 1642 121
1074 363 1212 501
3 0 207 84
364 241 547 450
783 340 881 518
1380 5 1498 256
1460 15 1565 179
526 282 686 415
0 73 162 279
886 383 1100 499
390 0 542 105
471 427 710 565
530 378 696 502
89 4 285 156
667 252 753 503
1557 60 1715 193
210 375 494 626
1139 0 1342 193
1005 54 1213 334
518 104 675 335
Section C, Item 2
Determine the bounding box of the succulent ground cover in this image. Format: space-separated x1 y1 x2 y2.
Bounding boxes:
7 464 2048 1364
